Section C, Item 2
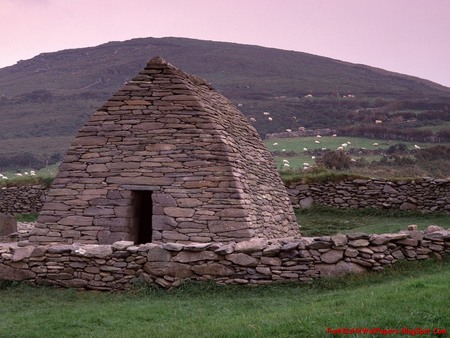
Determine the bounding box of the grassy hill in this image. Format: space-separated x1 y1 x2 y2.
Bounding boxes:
0 37 449 170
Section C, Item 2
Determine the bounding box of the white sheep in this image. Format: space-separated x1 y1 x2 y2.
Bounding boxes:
250 117 256 122
316 135 322 138
311 156 315 160
15 173 23 176
303 162 310 166
263 112 270 116
373 143 379 146
303 148 308 151
332 134 337 137
268 117 273 121
283 163 290 167
283 159 289 163
281 148 286 152
315 140 320 144
286 129 292 132
414 145 421 149
273 142 278 146
321 148 327 150
337 146 344 151
347 141 352 145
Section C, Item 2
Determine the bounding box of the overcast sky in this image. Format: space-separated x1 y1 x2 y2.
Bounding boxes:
1 0 449 87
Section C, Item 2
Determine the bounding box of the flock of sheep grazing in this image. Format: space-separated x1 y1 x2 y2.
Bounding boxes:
0 170 36 180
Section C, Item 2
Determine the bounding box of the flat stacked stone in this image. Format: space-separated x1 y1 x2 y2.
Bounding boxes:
32 57 299 245
289 177 450 212
1 225 448 290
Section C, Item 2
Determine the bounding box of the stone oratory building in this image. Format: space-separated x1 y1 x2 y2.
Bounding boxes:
32 57 299 245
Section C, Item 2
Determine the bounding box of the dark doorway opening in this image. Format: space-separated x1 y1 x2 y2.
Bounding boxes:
134 190 153 244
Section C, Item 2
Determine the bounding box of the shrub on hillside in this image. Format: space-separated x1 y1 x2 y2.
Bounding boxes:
415 145 450 161
318 151 352 170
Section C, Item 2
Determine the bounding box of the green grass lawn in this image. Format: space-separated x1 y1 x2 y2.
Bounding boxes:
296 207 450 236
0 257 449 337
265 136 450 178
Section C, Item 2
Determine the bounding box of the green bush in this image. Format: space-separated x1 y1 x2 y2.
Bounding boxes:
318 150 351 170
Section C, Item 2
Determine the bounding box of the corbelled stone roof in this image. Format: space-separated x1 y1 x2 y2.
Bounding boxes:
33 57 300 245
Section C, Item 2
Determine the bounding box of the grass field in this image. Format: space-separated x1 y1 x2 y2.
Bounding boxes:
263 136 450 178
296 207 450 236
264 136 440 154
0 257 448 337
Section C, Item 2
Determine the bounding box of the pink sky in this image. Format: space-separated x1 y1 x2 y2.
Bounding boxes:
1 0 449 87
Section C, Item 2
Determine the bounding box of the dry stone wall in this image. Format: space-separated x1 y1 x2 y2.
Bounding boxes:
288 177 450 212
0 186 46 215
1 177 449 217
1 226 448 290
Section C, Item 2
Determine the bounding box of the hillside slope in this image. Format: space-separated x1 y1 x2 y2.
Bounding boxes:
0 37 449 168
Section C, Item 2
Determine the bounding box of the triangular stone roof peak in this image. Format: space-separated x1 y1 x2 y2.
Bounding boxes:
34 57 300 245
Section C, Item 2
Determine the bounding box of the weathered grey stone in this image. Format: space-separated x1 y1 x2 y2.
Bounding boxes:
391 250 405 259
0 214 17 236
192 263 234 276
234 239 267 253
308 241 332 249
299 197 314 209
112 241 135 251
152 215 177 230
163 207 195 218
316 261 366 277
262 243 281 256
0 263 36 280
424 230 450 241
382 185 398 194
259 256 281 266
331 234 348 247
147 245 171 262
161 242 184 252
424 225 444 233
395 238 418 246
172 251 218 263
225 253 258 266
349 239 369 247
344 248 359 258
76 245 113 258
12 246 35 261
47 245 73 254
213 243 235 255
183 243 212 251
407 224 418 231
320 250 344 263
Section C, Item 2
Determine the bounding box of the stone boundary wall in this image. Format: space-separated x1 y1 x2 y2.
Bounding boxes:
266 128 337 140
1 226 448 290
2 177 449 216
0 186 46 215
287 177 450 213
